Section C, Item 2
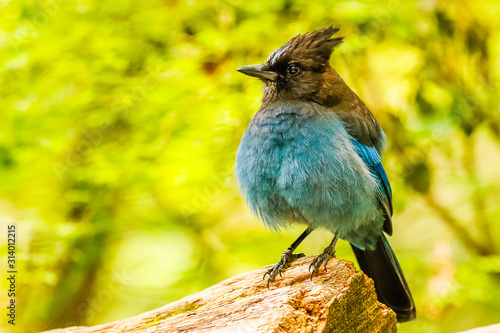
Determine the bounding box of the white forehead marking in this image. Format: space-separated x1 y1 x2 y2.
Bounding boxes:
266 44 290 65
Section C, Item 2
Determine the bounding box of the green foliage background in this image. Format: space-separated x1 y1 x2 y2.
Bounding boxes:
1 0 500 332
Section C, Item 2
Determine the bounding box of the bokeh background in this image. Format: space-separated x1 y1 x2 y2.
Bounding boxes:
1 0 500 332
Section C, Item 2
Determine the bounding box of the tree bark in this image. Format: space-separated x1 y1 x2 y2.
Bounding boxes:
42 257 397 333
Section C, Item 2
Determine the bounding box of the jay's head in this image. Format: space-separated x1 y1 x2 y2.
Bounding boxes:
237 26 344 102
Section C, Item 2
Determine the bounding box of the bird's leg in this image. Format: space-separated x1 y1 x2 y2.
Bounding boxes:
309 233 338 279
264 226 314 288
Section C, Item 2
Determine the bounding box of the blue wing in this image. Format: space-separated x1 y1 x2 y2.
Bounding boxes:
352 140 393 234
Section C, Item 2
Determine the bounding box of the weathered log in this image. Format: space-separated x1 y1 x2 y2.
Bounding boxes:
43 257 397 333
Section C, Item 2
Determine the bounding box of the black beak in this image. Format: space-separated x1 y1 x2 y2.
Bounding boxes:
237 64 278 82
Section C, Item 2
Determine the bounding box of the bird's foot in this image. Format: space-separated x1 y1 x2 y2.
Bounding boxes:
309 244 336 279
263 248 305 288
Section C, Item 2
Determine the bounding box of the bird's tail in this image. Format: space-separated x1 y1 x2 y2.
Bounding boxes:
350 234 416 322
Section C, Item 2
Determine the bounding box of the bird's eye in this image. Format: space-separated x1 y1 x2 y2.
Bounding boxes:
287 64 299 75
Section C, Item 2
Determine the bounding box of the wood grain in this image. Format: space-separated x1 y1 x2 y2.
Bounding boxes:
42 257 397 333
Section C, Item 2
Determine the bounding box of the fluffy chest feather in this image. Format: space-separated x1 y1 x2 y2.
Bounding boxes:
235 100 383 247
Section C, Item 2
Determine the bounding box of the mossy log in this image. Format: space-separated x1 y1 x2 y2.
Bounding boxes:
43 257 397 333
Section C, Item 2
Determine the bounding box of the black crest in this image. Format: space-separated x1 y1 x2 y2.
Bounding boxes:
266 26 344 70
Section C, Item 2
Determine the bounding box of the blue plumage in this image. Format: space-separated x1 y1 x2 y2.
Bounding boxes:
235 100 384 250
352 140 394 221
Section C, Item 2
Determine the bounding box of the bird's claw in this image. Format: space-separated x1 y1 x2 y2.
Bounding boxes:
309 246 336 279
264 249 305 288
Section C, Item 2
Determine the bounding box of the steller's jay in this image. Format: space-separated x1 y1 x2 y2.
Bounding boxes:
235 26 416 322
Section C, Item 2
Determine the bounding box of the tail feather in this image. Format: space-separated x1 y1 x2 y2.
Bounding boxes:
351 234 416 322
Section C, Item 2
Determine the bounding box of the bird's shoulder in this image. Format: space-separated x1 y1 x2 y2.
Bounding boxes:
312 68 386 153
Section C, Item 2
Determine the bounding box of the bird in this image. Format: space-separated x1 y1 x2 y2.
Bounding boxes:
234 26 416 322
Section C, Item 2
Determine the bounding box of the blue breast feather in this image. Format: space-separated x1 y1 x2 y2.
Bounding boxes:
235 100 386 250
